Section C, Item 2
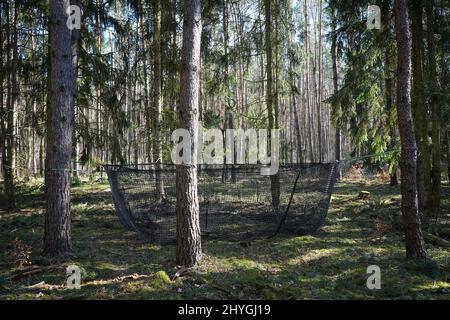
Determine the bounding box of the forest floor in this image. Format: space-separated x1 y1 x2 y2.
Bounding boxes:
0 174 449 300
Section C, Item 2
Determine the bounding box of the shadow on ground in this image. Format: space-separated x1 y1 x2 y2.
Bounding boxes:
0 175 449 299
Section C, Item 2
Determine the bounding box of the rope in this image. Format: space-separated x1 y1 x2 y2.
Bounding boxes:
339 149 399 164
268 150 399 239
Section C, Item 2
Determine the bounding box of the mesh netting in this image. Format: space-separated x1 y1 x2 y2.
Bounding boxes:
104 163 339 244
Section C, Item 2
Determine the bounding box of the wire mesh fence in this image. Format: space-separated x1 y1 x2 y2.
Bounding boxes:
104 163 339 244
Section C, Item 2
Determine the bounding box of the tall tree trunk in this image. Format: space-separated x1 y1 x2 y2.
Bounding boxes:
394 0 427 259
264 0 280 213
410 0 430 212
176 0 202 267
0 1 5 201
153 0 165 201
288 54 302 162
223 0 235 181
2 0 16 210
139 0 152 163
44 0 76 256
71 0 81 178
304 0 313 162
447 130 450 184
316 0 323 162
426 0 441 220
331 5 341 177
383 0 398 186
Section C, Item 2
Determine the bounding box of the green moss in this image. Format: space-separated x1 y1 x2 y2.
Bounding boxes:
155 271 172 285
0 177 449 300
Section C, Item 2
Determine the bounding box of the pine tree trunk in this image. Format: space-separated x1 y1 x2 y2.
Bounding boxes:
316 0 323 162
447 130 450 183
410 0 430 212
43 0 76 256
71 0 81 178
288 53 302 162
394 0 427 259
2 1 17 210
153 0 165 201
139 0 152 164
0 1 4 192
264 0 280 213
9 0 18 206
223 0 235 181
303 0 313 162
383 0 398 186
426 0 441 219
331 6 341 177
176 0 202 268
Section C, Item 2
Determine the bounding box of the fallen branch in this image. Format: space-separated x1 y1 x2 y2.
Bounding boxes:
423 232 450 248
19 281 62 292
211 285 233 298
438 227 450 237
6 265 62 281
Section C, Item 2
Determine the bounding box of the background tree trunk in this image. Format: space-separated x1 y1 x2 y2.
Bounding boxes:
264 0 280 213
394 0 427 259
410 0 430 212
303 0 313 162
176 0 202 268
447 130 450 183
71 0 81 178
2 0 17 210
153 0 165 201
316 0 323 162
288 52 302 162
0 1 5 203
331 6 341 177
43 0 76 256
426 0 441 220
223 0 235 182
383 0 398 187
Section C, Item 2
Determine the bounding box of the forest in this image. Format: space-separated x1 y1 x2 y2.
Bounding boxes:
0 0 449 301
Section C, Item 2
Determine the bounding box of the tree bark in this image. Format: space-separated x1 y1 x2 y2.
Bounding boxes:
153 0 165 201
71 0 81 178
331 5 341 177
410 0 430 212
426 0 441 219
447 130 450 184
288 51 302 162
394 0 427 259
382 0 398 187
316 0 323 162
44 0 76 256
223 0 235 182
0 1 5 201
264 0 280 213
176 0 202 267
2 0 17 210
303 0 313 162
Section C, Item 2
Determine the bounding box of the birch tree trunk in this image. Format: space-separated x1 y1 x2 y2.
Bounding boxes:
176 0 202 267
